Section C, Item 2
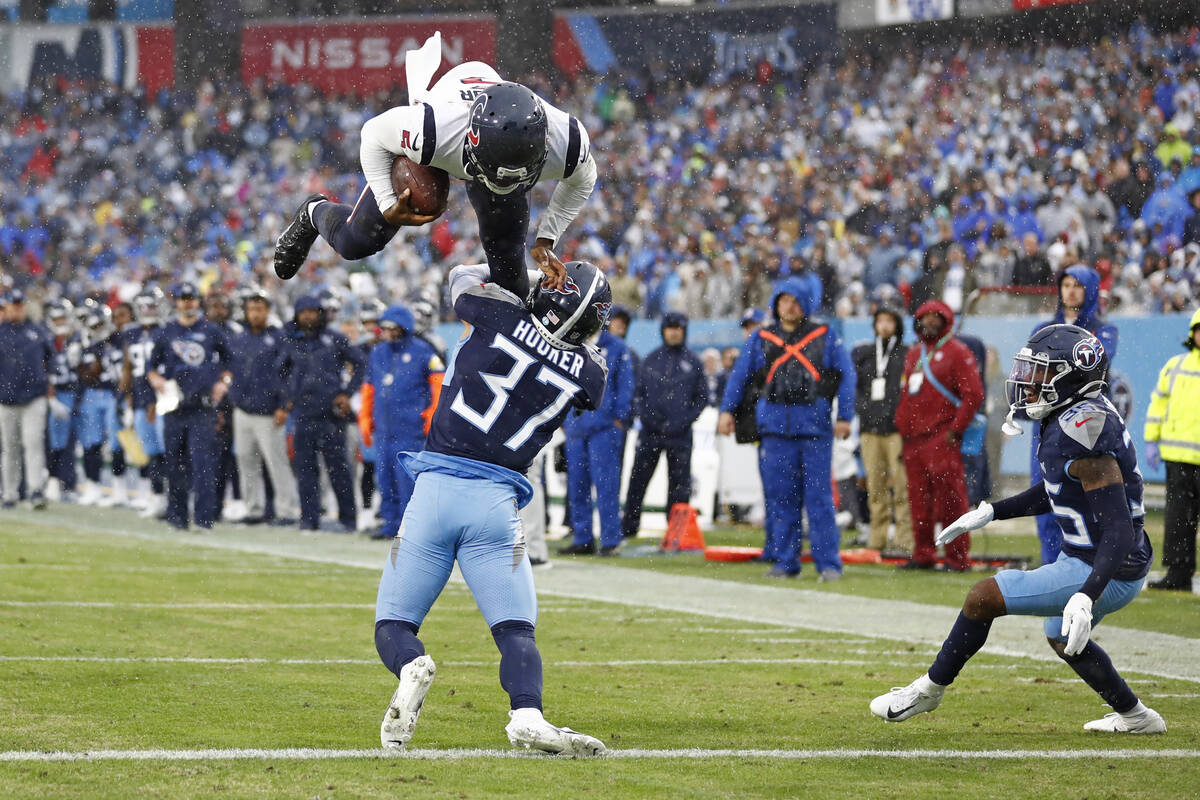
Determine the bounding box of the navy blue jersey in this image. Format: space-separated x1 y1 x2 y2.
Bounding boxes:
49 335 82 392
117 324 161 410
80 338 119 392
1038 396 1151 582
150 320 231 411
424 276 607 475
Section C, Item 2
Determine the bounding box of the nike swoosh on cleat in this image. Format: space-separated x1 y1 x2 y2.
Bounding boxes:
887 703 918 720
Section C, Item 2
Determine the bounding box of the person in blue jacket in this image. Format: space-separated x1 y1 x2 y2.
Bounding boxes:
282 294 365 532
719 276 856 580
147 282 233 530
1028 264 1119 565
558 313 635 556
358 304 445 540
0 289 54 508
621 311 708 539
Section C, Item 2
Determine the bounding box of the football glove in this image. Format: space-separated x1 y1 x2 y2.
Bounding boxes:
1061 592 1094 657
1144 441 1162 471
935 501 993 547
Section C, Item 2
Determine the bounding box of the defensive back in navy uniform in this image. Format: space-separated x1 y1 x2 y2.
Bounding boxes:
1038 394 1151 579
424 264 609 479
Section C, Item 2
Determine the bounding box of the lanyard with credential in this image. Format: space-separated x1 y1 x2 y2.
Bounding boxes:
915 332 954 373
875 337 895 376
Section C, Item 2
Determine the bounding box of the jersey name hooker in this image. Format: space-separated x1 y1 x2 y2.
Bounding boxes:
1038 396 1152 582
424 284 607 475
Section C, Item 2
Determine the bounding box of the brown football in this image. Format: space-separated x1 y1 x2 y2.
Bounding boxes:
390 156 450 219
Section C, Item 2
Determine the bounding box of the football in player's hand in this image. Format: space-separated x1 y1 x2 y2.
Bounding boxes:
391 156 449 219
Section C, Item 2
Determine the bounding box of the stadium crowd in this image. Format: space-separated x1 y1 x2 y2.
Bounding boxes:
0 17 1198 557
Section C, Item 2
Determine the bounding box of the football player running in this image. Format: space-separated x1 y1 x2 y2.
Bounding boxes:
374 259 611 755
871 324 1165 734
274 32 594 301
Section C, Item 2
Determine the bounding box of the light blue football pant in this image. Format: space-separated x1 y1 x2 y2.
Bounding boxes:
47 390 76 451
77 389 118 449
375 471 537 629
994 552 1146 640
134 407 165 456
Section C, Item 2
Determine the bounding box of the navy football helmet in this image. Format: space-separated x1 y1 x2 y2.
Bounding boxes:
1006 324 1109 421
529 261 612 349
134 285 166 326
464 82 548 195
44 299 75 337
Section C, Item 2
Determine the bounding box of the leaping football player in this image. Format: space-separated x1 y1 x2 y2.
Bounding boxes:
374 259 612 755
871 324 1165 734
274 32 594 300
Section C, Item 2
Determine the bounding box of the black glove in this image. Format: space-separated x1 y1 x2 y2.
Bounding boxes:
817 368 842 402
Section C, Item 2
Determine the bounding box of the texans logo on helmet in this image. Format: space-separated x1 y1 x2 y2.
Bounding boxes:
467 127 480 147
543 278 580 298
1072 337 1104 370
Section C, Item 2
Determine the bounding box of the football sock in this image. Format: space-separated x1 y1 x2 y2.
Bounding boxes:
928 611 992 686
111 448 126 477
1059 641 1139 713
83 445 103 483
306 199 326 220
374 619 425 679
492 620 543 711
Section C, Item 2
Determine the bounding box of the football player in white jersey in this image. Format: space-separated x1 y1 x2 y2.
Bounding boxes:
274 32 595 302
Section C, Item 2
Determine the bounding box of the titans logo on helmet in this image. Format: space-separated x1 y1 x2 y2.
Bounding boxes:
1073 336 1104 371
543 278 580 298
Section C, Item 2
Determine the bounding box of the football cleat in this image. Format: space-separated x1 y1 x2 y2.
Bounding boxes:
1083 708 1166 734
380 655 436 749
870 675 945 722
504 708 607 756
273 193 327 280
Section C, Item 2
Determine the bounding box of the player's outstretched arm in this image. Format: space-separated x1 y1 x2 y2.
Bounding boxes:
937 481 1053 546
359 106 429 217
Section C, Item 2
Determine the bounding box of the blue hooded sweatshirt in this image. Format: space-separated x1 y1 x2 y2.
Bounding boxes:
720 276 856 437
1032 264 1118 362
563 329 634 439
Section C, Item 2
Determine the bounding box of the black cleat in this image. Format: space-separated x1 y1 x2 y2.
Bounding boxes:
273 193 327 280
897 559 936 571
1148 576 1193 592
557 541 596 556
598 544 621 557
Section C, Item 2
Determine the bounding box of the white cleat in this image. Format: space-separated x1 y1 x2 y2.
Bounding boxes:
870 675 945 722
380 655 436 749
76 481 103 506
139 494 167 519
505 708 607 756
1084 709 1166 734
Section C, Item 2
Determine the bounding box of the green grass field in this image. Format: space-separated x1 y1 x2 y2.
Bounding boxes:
0 505 1197 799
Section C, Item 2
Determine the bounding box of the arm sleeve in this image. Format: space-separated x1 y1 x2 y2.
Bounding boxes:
448 263 494 307
359 105 428 215
535 154 597 247
720 335 761 414
1144 357 1176 442
423 369 444 435
830 333 856 422
991 481 1052 520
1078 480 1137 602
951 347 985 434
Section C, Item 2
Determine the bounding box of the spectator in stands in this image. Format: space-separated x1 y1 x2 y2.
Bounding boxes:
227 289 298 526
1107 160 1154 220
558 318 635 556
358 304 444 540
1012 233 1054 287
718 277 855 580
148 282 232 531
911 242 976 314
1144 308 1200 592
865 226 905 292
622 312 708 540
1028 265 1119 566
0 290 52 509
852 302 913 556
893 301 983 571
282 295 364 533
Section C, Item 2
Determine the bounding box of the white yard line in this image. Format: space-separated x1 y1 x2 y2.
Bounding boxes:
0 747 1196 763
5 507 1200 683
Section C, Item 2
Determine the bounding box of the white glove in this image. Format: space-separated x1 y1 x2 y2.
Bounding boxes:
1061 592 1094 656
48 397 71 421
936 501 994 547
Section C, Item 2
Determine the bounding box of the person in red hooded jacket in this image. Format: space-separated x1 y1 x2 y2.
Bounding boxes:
893 300 984 571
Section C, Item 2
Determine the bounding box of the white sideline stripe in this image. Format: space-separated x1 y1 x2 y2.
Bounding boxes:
1 747 1197 763
0 601 374 610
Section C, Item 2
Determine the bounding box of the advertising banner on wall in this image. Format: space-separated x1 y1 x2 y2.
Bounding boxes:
240 17 496 94
876 0 955 25
552 3 837 82
0 23 175 94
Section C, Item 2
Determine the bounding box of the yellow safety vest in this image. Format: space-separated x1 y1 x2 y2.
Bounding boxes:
1145 348 1200 465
